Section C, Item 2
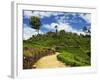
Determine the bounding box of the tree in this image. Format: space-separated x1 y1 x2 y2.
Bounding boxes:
83 26 91 36
87 28 91 35
29 16 41 35
55 25 58 34
59 30 66 35
83 26 87 32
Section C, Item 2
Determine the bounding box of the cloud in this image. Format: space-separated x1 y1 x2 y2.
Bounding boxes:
23 11 90 39
24 10 64 19
24 11 52 18
79 13 91 23
42 22 85 35
24 10 91 24
24 27 37 40
23 21 86 40
52 22 72 32
55 13 91 24
23 24 43 40
55 16 67 23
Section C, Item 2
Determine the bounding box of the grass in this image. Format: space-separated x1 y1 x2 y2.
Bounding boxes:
23 32 91 69
57 49 90 66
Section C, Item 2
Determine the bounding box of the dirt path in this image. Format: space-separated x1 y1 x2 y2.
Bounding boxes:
34 52 67 68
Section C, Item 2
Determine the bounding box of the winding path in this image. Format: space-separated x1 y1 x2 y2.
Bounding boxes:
33 52 67 68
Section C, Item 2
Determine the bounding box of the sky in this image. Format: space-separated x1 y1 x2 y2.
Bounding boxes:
23 10 91 40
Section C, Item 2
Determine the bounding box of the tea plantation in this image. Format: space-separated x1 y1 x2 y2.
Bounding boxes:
23 31 91 69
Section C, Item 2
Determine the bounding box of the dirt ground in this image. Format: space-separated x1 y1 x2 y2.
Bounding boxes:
34 52 67 68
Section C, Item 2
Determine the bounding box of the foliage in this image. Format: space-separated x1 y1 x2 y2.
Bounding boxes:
55 25 58 34
29 16 41 34
23 30 91 69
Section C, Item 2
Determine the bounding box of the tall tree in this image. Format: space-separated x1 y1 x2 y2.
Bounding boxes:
29 16 41 35
83 26 91 36
55 25 58 34
83 26 87 32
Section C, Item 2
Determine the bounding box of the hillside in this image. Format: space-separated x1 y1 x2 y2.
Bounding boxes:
23 31 91 69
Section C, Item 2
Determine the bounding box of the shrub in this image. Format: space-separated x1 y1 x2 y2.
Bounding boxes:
57 52 89 67
86 51 91 57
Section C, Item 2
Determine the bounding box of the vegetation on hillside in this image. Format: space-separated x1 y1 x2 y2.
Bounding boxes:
23 16 91 69
23 30 91 69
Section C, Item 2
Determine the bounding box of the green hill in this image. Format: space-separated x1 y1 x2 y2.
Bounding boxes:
23 31 91 69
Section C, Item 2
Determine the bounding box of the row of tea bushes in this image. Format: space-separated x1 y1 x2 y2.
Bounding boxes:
57 51 90 67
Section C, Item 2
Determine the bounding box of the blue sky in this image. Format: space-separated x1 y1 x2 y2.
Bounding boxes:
23 10 91 40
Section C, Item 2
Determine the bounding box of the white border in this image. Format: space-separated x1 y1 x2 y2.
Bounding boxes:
11 2 97 78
